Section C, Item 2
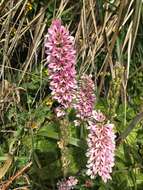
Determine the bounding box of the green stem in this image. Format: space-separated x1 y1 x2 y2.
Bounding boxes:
58 119 70 177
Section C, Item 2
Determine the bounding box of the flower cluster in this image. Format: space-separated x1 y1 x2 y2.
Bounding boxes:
74 75 96 122
45 19 77 116
45 19 116 184
86 110 116 183
57 176 78 190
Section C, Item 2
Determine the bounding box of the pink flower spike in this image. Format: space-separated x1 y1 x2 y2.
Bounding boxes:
74 74 96 122
86 111 116 183
55 107 65 117
45 19 77 113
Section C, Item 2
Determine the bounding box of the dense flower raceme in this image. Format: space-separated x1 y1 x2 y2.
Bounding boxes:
86 110 116 183
45 19 116 183
57 176 78 190
74 75 96 123
45 19 77 116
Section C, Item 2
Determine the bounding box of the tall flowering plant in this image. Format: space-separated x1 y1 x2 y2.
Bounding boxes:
73 75 115 183
45 19 116 186
44 19 78 177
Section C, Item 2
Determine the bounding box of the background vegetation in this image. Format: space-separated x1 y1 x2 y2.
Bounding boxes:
0 0 143 189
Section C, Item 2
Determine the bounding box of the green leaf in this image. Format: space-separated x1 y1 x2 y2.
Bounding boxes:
37 123 87 149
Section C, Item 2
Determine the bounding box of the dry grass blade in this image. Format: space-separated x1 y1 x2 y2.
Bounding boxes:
0 1 49 84
0 0 5 7
0 154 13 180
120 0 134 28
19 7 47 83
18 7 48 40
122 21 132 51
131 0 142 53
98 0 126 93
0 0 25 20
56 0 70 18
0 1 13 79
7 13 26 58
89 0 98 40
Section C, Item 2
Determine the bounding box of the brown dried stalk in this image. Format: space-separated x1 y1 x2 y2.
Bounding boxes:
1 162 32 190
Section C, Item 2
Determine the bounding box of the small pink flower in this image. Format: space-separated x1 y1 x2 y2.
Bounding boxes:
57 176 78 190
67 176 78 187
92 110 106 122
74 120 80 126
45 19 77 116
55 107 65 117
86 111 116 183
